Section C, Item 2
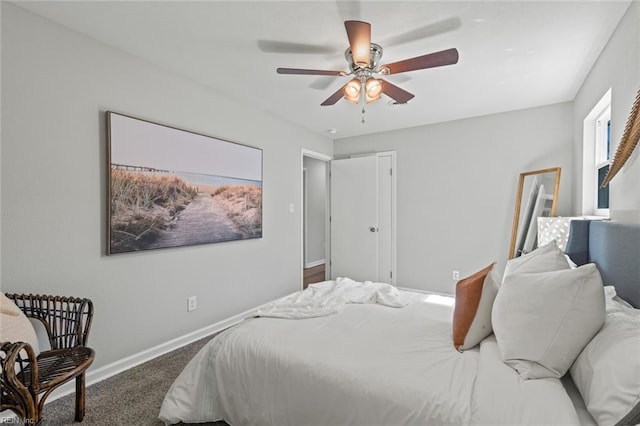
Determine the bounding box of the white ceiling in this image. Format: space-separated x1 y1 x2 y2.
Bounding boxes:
15 1 631 139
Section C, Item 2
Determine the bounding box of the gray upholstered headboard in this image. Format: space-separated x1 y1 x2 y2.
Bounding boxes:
565 220 640 308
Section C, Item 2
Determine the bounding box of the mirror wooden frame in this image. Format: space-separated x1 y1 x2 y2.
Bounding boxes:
509 167 561 259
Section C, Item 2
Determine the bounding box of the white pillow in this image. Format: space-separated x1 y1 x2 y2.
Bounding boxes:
1 292 22 316
564 254 578 269
492 263 605 379
503 241 570 281
537 217 580 251
570 287 640 426
0 294 40 356
604 285 634 309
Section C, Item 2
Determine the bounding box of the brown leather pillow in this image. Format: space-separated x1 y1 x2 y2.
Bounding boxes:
453 263 498 352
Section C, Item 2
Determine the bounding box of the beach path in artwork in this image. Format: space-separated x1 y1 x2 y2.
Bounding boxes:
148 193 242 248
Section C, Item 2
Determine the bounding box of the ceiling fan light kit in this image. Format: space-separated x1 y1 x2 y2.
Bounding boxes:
275 20 459 122
344 77 383 104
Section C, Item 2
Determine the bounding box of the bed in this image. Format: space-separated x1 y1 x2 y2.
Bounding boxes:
159 220 640 426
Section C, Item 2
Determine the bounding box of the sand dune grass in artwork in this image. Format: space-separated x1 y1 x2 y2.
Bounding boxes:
110 168 263 253
110 168 197 253
208 185 262 237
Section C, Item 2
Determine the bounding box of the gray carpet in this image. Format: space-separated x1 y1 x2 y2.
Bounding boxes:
41 335 228 426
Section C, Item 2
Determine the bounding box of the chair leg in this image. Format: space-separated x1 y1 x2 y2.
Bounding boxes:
18 406 39 426
74 373 86 422
23 393 39 425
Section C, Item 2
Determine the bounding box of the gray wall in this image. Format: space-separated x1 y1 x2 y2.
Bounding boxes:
303 156 327 267
2 0 637 372
0 3 332 369
334 103 573 294
572 1 640 223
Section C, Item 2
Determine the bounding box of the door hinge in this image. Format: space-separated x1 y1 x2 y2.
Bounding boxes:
390 168 393 176
390 271 393 279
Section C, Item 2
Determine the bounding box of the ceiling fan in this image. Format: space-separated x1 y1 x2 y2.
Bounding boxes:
276 20 459 113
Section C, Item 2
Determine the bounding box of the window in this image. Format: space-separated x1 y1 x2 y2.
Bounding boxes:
594 107 611 211
582 89 611 217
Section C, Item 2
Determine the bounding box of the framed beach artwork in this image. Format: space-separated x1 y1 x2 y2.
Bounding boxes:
106 112 263 254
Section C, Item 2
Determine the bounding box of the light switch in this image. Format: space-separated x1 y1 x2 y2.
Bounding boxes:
289 203 295 213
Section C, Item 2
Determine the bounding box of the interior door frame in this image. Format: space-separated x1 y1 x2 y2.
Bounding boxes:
377 151 397 285
300 148 332 289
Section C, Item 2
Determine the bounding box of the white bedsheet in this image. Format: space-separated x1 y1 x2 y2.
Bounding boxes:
159 286 582 425
256 278 407 319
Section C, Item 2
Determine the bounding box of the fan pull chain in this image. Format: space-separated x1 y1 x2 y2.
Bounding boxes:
361 79 366 123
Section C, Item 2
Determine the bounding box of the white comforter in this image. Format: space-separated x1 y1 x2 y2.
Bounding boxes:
256 278 407 319
159 283 582 425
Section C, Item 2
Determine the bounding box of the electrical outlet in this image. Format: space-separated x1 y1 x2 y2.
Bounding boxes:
452 270 460 280
187 296 197 312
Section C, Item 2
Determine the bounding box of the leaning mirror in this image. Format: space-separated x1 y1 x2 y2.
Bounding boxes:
509 167 561 259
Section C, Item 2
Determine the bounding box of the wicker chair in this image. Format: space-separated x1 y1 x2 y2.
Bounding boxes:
0 294 94 424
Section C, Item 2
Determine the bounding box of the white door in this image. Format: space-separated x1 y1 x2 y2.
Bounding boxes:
330 154 395 283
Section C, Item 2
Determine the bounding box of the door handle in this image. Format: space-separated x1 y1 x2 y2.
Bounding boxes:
369 226 378 232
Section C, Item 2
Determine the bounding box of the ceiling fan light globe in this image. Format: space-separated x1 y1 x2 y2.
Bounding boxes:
344 78 362 103
365 93 382 104
365 78 383 98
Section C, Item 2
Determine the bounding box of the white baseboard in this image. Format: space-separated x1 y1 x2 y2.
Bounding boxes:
397 286 454 297
304 259 325 269
45 295 291 403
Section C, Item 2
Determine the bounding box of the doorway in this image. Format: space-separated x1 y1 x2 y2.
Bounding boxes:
300 149 396 288
301 149 331 289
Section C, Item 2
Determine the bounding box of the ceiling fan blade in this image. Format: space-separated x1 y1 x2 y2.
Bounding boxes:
321 83 349 106
381 17 462 47
258 40 337 55
345 20 371 67
380 79 415 104
277 68 344 76
385 48 459 75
